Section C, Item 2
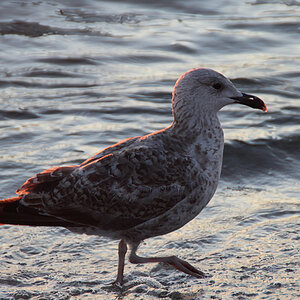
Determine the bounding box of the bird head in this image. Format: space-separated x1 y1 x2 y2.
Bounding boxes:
172 68 266 122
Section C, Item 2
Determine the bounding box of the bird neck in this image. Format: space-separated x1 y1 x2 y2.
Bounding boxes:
171 111 222 141
171 111 224 178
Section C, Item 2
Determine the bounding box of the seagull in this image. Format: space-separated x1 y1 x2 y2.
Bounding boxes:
0 68 266 284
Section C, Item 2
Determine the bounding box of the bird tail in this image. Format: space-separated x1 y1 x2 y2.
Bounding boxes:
0 196 77 227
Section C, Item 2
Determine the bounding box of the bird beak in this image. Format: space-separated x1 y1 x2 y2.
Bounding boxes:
231 93 267 112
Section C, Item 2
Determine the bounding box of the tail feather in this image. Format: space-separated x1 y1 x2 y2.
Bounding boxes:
0 196 77 227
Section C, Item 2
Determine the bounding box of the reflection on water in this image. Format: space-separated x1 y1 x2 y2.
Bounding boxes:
0 0 299 298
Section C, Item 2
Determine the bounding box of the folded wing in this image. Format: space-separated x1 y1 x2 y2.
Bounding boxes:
1 135 192 231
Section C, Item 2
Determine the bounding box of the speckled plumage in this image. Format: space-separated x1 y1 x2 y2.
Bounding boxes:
0 68 267 283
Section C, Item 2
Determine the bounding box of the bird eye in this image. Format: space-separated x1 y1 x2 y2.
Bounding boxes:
212 82 222 90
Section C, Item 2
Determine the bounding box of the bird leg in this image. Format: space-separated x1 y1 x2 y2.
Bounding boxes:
114 239 127 285
128 243 205 278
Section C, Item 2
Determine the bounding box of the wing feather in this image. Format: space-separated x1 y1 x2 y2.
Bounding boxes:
11 132 193 231
44 143 192 228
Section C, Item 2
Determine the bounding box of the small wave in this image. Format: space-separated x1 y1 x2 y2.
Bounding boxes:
0 20 65 37
225 20 300 34
222 134 300 180
0 109 39 120
0 79 98 89
234 208 300 228
44 106 170 117
231 77 284 88
113 53 182 63
157 42 198 55
59 9 142 24
232 74 300 99
263 113 299 126
22 70 86 78
252 0 300 7
37 56 99 66
0 278 24 287
0 20 114 37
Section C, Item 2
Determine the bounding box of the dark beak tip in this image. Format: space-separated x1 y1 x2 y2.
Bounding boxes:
232 93 267 112
257 98 267 112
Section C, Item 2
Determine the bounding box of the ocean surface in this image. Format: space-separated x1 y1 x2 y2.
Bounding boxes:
0 0 299 299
